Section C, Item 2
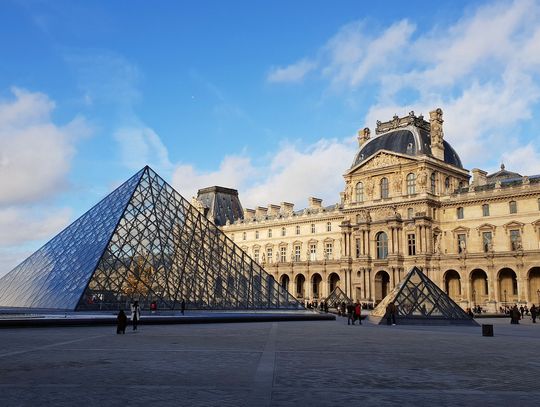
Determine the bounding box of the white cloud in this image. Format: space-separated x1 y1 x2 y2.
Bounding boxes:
0 207 72 246
172 138 356 209
269 0 540 172
501 143 540 176
0 87 89 206
242 139 356 208
172 155 255 200
114 126 173 172
267 59 317 83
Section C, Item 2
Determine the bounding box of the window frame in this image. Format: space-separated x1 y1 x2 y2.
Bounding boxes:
380 177 389 199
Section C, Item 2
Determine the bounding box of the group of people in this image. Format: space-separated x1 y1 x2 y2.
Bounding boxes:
509 304 538 324
116 299 187 334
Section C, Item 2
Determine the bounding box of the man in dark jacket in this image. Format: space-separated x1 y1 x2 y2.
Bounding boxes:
117 309 127 334
347 303 354 325
531 304 537 323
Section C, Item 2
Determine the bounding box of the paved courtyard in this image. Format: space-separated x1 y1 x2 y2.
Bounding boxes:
0 316 539 406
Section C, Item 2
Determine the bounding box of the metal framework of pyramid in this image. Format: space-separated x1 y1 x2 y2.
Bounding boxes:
325 287 351 307
0 166 300 311
369 267 478 325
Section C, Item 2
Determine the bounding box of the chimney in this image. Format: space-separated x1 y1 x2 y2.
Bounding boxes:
255 206 268 218
308 197 323 209
471 168 487 186
267 204 281 217
429 108 445 161
243 208 255 221
280 202 294 215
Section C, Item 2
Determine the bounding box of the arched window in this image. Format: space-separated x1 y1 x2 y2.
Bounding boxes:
430 172 436 194
355 182 364 203
406 173 416 195
376 232 388 259
380 177 389 199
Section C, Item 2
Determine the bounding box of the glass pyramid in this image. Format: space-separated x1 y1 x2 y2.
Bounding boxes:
325 287 351 307
0 166 300 311
369 267 477 325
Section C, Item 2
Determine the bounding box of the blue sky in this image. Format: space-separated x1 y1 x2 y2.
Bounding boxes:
1 0 540 276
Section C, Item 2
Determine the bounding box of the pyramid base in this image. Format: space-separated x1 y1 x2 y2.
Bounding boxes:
368 315 479 326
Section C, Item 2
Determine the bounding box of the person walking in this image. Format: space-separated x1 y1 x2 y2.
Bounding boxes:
131 300 141 330
354 302 362 325
510 305 520 324
347 303 354 325
520 305 525 319
386 301 397 325
531 304 537 323
181 299 186 315
116 309 127 334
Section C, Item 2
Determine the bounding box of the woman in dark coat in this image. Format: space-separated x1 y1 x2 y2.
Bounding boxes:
117 309 127 334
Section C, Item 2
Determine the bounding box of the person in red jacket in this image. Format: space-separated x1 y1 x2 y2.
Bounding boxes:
353 302 362 325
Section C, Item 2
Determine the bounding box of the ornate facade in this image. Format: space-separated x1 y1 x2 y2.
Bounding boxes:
202 109 540 312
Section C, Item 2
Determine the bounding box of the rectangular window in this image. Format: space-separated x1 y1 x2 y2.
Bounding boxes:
509 201 517 214
482 204 490 217
482 232 492 252
309 244 317 261
326 222 332 232
325 243 333 260
254 248 260 262
296 225 300 235
280 246 287 262
457 207 464 219
294 245 301 261
268 229 272 238
510 229 521 250
281 227 286 237
457 234 466 253
266 248 273 263
243 232 246 240
355 238 361 258
407 234 416 256
311 224 316 234
255 230 259 239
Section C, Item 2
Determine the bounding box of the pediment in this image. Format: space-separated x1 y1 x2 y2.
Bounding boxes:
476 223 497 236
503 221 525 233
347 151 415 175
452 226 470 236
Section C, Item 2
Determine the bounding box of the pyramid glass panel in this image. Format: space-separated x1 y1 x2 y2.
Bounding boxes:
369 267 477 325
0 168 145 310
0 166 299 311
324 287 351 307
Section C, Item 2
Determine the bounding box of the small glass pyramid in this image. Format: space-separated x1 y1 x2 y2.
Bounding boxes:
0 167 300 311
369 267 477 325
325 286 351 307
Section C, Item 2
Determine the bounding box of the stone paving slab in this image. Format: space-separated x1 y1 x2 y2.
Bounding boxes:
0 317 538 406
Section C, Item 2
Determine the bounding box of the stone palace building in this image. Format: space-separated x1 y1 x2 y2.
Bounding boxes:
195 109 540 312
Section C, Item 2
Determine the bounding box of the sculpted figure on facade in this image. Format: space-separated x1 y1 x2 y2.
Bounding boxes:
365 179 375 198
417 170 428 190
356 209 371 223
392 173 402 193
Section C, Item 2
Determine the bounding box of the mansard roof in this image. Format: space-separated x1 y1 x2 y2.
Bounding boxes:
351 127 463 170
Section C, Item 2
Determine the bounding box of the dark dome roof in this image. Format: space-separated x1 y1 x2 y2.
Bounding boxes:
350 128 463 169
